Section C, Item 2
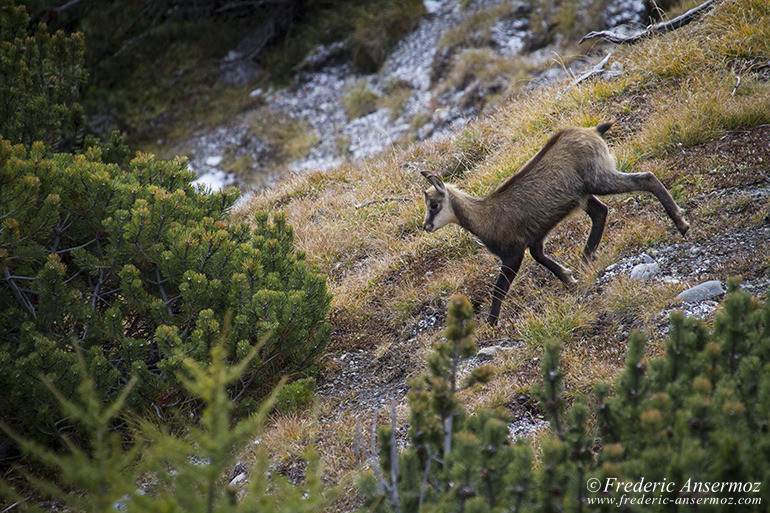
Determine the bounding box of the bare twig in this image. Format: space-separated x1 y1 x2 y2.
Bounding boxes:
560 50 615 95
417 449 437 511
370 413 377 457
367 413 389 495
354 423 362 466
389 401 400 512
355 197 411 209
579 0 717 45
2 501 21 513
731 74 742 96
112 9 165 59
52 0 94 13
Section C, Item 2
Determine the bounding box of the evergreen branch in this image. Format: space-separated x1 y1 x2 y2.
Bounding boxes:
1 500 22 513
156 267 174 318
3 266 37 319
54 237 98 255
2 274 34 280
90 269 107 310
50 213 71 254
0 204 24 223
443 416 453 458
62 269 83 286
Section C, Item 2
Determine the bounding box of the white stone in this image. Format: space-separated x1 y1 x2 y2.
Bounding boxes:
205 155 223 167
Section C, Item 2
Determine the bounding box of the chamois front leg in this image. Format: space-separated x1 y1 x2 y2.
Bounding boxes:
488 253 523 326
529 239 578 289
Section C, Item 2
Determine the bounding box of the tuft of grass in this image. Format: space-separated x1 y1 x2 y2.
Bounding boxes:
623 0 770 79
343 82 381 119
441 128 496 178
515 295 596 347
439 1 520 50
631 74 770 158
249 109 320 163
439 48 518 97
602 278 680 325
380 78 414 120
349 0 426 72
223 153 257 178
527 0 611 50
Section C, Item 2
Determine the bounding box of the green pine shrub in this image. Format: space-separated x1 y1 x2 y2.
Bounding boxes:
361 284 770 511
0 1 87 149
274 377 317 414
359 294 497 512
0 139 331 446
592 281 770 510
1 339 328 512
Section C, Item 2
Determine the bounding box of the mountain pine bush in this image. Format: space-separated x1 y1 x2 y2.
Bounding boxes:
362 284 770 512
1 339 328 512
0 139 331 445
0 1 86 149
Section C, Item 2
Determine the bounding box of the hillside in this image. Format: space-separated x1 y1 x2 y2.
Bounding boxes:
228 0 769 509
170 0 666 190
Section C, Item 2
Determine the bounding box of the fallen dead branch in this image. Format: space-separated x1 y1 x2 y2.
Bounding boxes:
579 0 717 45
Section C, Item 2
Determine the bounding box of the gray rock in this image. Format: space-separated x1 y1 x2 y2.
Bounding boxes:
477 345 513 361
676 280 725 303
630 262 660 281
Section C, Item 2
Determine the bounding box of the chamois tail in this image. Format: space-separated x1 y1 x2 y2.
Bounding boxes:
596 122 613 137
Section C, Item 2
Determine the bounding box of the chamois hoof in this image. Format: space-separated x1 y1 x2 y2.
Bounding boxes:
677 219 690 237
564 272 579 292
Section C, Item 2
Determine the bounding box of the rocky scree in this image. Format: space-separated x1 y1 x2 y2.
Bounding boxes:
184 0 649 192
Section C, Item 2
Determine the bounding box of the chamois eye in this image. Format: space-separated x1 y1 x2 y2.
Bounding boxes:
430 201 440 211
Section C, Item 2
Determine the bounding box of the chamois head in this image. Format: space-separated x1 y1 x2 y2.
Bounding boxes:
421 171 457 232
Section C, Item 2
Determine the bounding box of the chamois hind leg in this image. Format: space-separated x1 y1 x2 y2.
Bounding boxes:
529 239 578 289
582 195 608 261
592 170 690 235
488 252 524 326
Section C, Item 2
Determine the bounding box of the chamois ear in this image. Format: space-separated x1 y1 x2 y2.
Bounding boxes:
421 171 446 194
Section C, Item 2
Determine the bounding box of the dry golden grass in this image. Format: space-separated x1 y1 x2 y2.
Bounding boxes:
231 0 770 506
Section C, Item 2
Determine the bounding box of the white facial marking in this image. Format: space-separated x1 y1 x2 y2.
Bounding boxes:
423 187 455 232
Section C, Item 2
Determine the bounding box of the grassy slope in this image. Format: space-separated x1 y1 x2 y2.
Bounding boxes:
234 0 770 508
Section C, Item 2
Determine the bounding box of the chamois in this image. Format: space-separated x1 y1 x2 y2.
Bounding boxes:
421 123 690 326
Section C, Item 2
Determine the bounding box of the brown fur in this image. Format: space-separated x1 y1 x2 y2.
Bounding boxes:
421 124 690 325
